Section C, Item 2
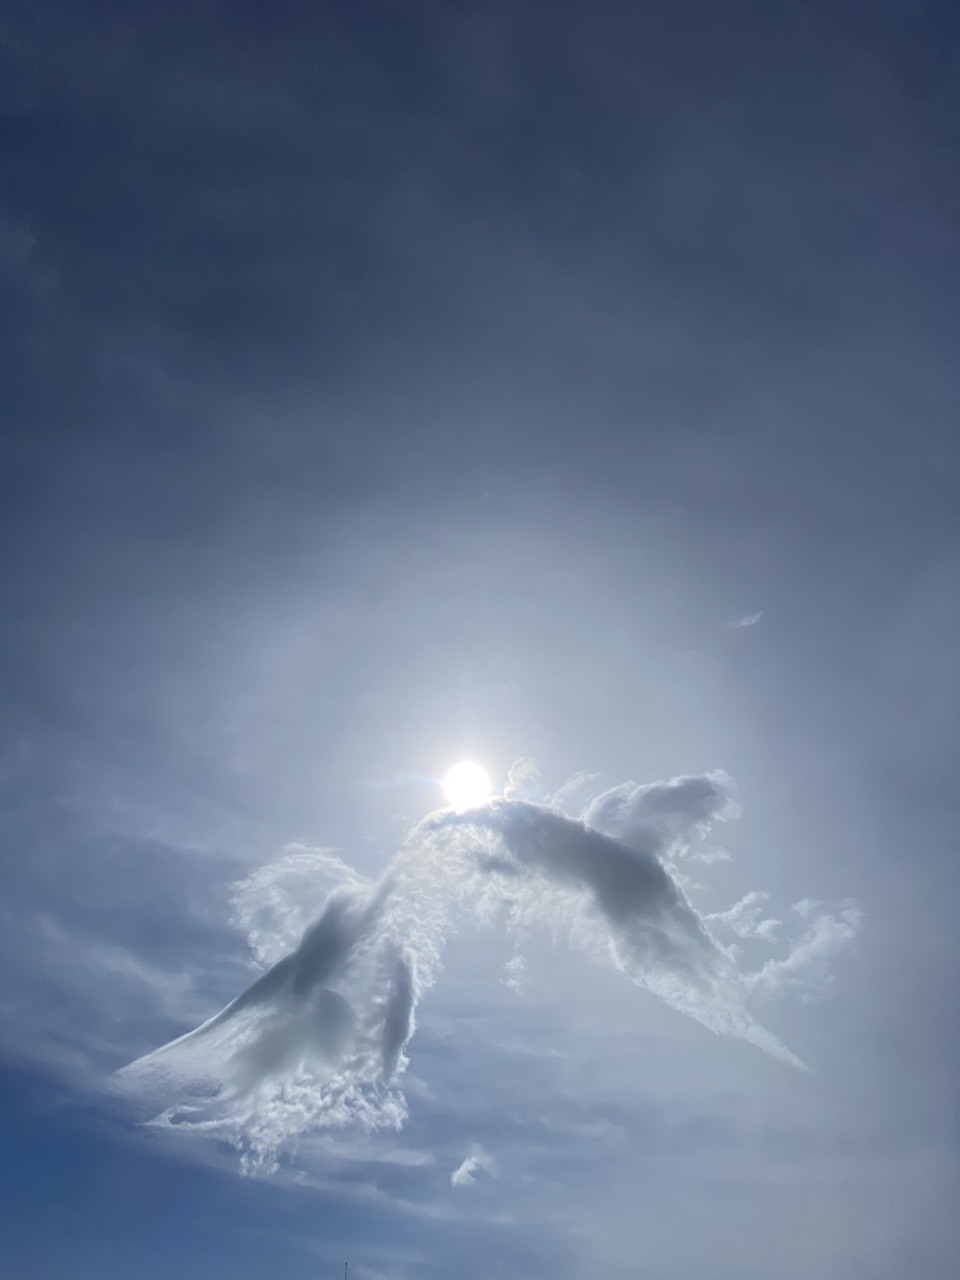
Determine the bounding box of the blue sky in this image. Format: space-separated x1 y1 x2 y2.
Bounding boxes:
1 1 959 1277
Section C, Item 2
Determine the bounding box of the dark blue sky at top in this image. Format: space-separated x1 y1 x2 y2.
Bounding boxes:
1 2 958 1279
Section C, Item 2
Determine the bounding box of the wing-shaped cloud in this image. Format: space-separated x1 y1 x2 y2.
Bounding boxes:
417 797 800 1067
117 770 859 1171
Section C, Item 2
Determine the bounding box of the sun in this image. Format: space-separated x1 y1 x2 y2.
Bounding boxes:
443 761 492 811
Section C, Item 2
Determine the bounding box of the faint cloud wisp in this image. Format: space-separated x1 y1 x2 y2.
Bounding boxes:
729 610 763 629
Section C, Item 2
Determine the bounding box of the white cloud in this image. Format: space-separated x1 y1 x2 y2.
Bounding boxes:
451 1144 497 1188
729 610 763 629
581 770 740 850
501 952 527 994
707 891 782 941
421 792 801 1068
745 901 864 1002
503 757 542 801
116 767 861 1172
688 847 733 866
548 770 601 814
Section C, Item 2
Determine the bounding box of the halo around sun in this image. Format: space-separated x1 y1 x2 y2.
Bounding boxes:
443 761 492 811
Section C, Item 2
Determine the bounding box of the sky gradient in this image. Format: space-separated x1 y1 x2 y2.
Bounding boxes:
1 2 958 1278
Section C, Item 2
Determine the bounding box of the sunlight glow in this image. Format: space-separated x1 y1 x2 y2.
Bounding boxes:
443 761 492 811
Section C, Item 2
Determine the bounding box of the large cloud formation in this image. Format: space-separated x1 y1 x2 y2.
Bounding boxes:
117 770 859 1171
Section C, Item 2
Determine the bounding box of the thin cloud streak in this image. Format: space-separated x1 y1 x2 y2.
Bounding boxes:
729 611 763 629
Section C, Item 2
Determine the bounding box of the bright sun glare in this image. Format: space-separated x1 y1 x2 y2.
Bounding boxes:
443 761 492 811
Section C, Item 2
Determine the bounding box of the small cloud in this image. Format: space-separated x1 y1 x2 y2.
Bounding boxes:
746 901 863 1002
501 952 527 994
504 757 541 801
549 770 600 813
707 891 782 942
450 1145 496 1188
728 610 763 630
688 847 732 866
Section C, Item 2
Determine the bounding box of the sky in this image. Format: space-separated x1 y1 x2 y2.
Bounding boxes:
1 0 958 1277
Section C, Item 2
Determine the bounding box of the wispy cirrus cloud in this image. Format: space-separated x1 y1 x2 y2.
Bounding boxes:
745 900 864 1003
728 610 763 629
707 891 782 942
